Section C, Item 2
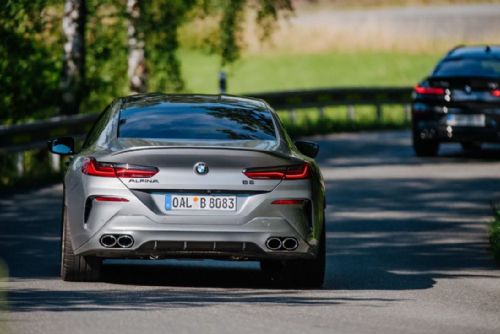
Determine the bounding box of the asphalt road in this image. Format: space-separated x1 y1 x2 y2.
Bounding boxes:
1 131 500 334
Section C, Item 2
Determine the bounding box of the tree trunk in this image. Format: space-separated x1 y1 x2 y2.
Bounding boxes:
127 0 147 94
60 0 86 115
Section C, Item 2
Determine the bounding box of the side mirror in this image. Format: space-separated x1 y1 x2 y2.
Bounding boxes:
294 140 319 158
48 137 75 156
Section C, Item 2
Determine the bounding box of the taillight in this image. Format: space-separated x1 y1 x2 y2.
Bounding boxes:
492 89 500 97
81 158 115 177
414 84 445 95
82 157 158 178
243 164 310 180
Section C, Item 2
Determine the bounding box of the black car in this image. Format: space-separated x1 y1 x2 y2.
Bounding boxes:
411 45 500 156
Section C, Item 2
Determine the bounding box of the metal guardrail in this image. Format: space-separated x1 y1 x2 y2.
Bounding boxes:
0 87 413 152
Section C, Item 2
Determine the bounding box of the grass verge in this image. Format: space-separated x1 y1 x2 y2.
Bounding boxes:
179 50 440 94
278 104 409 137
489 204 500 264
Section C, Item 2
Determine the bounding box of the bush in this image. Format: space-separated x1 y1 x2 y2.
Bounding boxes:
489 207 500 263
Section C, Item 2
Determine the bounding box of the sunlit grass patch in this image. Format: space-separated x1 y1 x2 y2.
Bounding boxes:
179 49 440 94
277 104 409 137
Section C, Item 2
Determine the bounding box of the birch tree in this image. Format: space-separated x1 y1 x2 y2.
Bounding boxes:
60 0 86 115
127 0 147 94
127 0 293 95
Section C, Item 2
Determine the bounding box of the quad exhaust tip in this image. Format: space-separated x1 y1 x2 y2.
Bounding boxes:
100 234 134 248
265 237 282 250
100 235 117 248
117 235 134 248
265 237 298 251
282 237 298 250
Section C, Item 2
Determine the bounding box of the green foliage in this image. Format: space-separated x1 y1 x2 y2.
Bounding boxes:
203 0 293 67
144 0 197 92
490 209 500 263
0 0 293 121
0 0 62 123
219 0 245 65
83 0 128 112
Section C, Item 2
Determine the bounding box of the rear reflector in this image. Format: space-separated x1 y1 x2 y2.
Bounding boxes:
414 85 445 95
93 196 129 202
82 157 158 178
272 199 305 205
492 89 500 97
243 164 310 180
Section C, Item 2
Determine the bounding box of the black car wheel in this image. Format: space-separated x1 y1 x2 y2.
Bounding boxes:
461 142 482 152
413 137 439 157
60 207 102 282
261 219 326 288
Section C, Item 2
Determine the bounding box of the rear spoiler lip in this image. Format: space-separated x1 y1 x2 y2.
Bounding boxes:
109 145 295 161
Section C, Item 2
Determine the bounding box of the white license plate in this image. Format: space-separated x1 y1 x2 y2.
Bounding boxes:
446 114 485 127
165 194 236 211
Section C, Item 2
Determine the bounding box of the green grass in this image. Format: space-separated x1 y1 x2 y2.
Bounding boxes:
277 104 409 137
490 208 500 264
179 50 441 94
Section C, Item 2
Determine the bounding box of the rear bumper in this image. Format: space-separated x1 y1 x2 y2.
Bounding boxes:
75 215 318 260
412 106 500 143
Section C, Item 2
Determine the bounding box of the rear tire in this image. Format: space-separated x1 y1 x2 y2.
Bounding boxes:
285 226 326 288
261 225 326 288
461 142 482 152
413 137 439 157
60 207 102 282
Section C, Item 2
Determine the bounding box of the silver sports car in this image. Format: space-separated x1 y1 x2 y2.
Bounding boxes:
49 94 326 287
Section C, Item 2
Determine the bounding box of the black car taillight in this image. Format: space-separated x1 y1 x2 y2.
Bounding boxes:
491 89 500 97
82 157 158 178
414 84 445 95
243 163 310 180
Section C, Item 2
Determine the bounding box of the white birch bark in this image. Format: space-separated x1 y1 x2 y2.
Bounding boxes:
61 0 86 115
127 0 147 94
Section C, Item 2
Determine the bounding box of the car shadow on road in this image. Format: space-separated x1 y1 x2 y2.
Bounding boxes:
5 286 403 312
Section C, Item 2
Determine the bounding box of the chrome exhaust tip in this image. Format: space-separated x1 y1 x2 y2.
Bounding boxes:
100 234 117 248
117 235 134 248
265 237 282 250
282 237 298 250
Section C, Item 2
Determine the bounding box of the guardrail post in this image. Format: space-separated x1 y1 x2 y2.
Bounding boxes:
376 104 383 123
289 109 296 125
404 104 411 122
347 105 355 122
318 107 325 119
49 151 60 172
15 152 24 176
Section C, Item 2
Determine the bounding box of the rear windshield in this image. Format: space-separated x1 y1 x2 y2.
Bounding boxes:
433 58 500 77
118 104 277 141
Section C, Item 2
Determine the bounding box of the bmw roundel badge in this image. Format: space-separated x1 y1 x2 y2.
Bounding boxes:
194 162 209 175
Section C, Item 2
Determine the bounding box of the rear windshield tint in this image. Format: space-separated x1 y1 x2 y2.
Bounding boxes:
434 59 500 77
118 104 277 141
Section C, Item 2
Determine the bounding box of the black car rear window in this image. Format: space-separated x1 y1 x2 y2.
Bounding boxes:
118 104 277 141
433 58 500 77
